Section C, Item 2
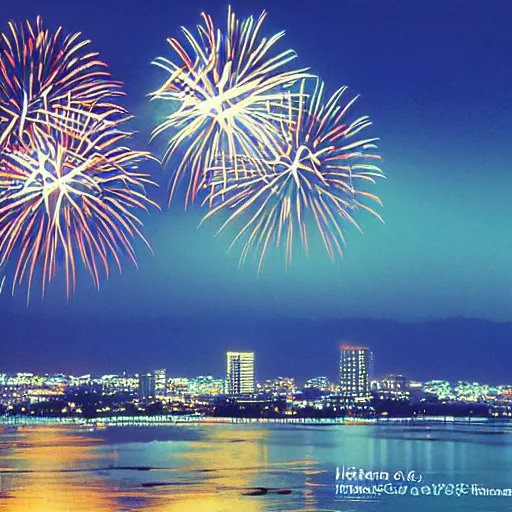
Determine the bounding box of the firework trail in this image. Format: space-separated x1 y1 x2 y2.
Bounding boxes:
0 106 157 301
150 6 311 206
0 16 125 150
201 79 385 269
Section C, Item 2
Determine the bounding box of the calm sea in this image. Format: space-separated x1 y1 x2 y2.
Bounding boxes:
1 422 511 511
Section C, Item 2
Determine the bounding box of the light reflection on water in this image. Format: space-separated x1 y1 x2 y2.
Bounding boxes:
0 423 512 511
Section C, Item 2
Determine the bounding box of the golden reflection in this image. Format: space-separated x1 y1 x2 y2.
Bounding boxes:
296 431 327 510
1 426 117 512
145 426 269 511
1 424 325 512
136 426 326 512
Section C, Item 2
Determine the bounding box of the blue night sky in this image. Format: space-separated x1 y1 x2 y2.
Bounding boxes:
1 0 512 382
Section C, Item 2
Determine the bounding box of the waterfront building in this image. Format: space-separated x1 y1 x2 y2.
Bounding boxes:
226 352 255 394
372 375 410 401
339 345 371 402
68 375 93 387
492 385 512 406
168 377 190 395
454 381 488 403
304 377 330 391
154 369 167 396
138 373 155 400
99 374 138 394
26 388 65 404
423 380 453 401
261 377 297 395
189 376 225 396
7 373 44 388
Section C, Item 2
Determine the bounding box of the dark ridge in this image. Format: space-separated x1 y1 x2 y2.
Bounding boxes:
1 316 510 384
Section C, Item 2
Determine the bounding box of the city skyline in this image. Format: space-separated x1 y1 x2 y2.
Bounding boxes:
2 366 511 416
3 342 511 423
1 343 510 390
4 368 511 389
3 370 511 399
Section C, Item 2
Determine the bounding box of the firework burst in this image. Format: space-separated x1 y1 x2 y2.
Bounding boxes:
0 106 157 301
150 6 311 206
0 16 124 150
201 79 385 269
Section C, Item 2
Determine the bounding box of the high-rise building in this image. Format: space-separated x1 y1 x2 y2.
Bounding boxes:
339 345 371 402
227 352 255 394
154 369 167 396
138 373 155 400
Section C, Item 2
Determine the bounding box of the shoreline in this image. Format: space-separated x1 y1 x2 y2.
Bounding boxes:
0 415 508 428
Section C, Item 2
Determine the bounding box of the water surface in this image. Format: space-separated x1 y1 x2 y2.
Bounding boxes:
1 423 511 511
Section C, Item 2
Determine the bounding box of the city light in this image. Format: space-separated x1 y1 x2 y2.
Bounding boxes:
0 345 508 420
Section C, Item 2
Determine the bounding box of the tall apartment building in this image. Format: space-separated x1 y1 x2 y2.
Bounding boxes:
339 345 371 402
226 352 255 394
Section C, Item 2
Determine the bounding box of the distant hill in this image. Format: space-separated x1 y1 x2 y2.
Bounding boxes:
2 315 509 385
